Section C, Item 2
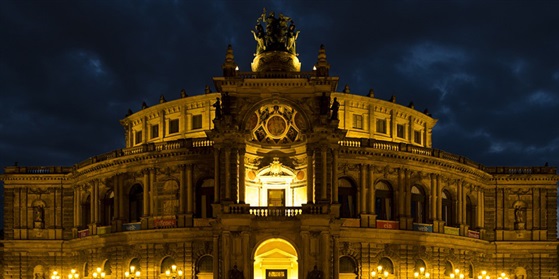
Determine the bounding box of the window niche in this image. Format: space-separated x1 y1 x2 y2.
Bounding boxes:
32 200 46 229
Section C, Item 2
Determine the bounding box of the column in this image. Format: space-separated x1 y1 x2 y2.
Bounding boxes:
332 148 339 203
368 165 375 214
307 149 314 203
436 175 442 220
113 176 120 220
457 180 463 224
320 232 330 278
222 232 230 277
213 235 219 279
405 170 411 216
179 165 186 214
360 164 367 213
397 168 405 217
214 148 220 203
89 182 95 224
238 148 246 203
225 148 231 200
321 146 328 201
150 168 156 215
74 186 80 226
94 180 99 224
143 170 150 216
430 174 436 221
119 175 125 218
186 164 193 213
332 236 339 277
242 232 250 278
462 181 467 225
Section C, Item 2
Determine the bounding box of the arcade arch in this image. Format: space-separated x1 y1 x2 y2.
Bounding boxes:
253 238 298 279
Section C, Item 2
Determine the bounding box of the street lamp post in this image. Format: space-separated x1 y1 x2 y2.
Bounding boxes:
51 271 61 279
497 272 509 279
67 269 79 279
92 267 106 278
125 266 141 279
371 265 389 278
450 269 465 279
414 267 430 278
165 264 184 279
477 270 490 279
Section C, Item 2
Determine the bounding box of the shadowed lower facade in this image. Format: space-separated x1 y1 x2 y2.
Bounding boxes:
1 11 558 279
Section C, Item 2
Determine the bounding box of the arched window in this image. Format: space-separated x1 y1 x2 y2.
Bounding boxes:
375 181 394 220
378 257 394 274
102 259 112 275
411 185 428 223
101 190 114 226
160 257 176 275
339 256 357 279
466 196 476 229
129 184 143 222
196 178 215 218
338 178 357 218
414 259 427 273
197 255 213 274
442 190 454 226
443 261 454 276
468 263 474 278
81 194 91 229
130 258 141 272
83 262 89 277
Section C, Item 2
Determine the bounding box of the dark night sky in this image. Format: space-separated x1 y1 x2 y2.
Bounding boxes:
1 1 558 227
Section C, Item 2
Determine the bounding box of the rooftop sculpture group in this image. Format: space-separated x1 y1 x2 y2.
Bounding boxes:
252 9 300 55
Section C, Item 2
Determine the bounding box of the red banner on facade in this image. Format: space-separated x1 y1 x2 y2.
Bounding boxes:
467 230 480 239
154 217 177 229
376 220 399 230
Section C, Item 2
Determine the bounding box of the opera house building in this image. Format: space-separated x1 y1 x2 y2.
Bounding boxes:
1 12 558 279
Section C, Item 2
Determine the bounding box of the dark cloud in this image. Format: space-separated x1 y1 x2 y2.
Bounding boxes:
1 0 558 171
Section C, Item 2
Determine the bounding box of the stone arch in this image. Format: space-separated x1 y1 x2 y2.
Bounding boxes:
32 265 47 279
159 256 176 275
339 255 358 279
375 180 396 221
338 176 358 218
195 254 214 279
252 237 299 279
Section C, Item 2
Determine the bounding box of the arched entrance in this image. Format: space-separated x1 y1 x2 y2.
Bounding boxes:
254 238 298 279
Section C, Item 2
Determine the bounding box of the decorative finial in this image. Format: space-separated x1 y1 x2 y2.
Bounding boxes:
390 95 396 103
205 85 212 94
315 44 330 77
159 95 166 103
180 88 188 98
222 44 238 77
368 88 375 98
343 84 350 93
408 101 415 109
423 108 432 117
126 108 133 116
141 101 148 109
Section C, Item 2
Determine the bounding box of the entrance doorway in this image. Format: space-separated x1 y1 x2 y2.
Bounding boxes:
254 238 298 279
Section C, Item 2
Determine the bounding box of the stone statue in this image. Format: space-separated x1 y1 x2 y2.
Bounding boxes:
251 23 266 55
286 22 300 54
229 265 244 279
180 88 188 98
330 97 340 120
213 98 222 120
252 9 299 54
308 265 323 279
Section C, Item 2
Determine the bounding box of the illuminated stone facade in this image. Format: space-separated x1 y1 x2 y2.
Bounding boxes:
1 12 558 279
